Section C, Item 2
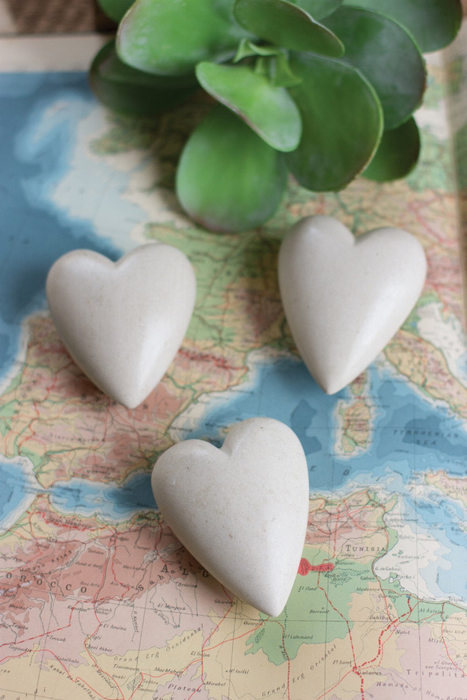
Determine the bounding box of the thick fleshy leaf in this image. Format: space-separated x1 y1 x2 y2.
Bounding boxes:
117 0 248 76
363 117 420 182
324 7 426 130
269 53 303 88
234 38 282 62
286 52 383 191
255 57 270 76
343 0 462 52
89 41 197 119
289 0 343 20
176 105 288 233
195 62 301 151
98 0 134 22
234 0 344 56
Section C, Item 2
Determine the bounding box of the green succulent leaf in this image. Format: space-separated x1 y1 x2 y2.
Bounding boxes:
285 52 383 191
117 0 249 76
363 117 420 182
343 0 462 52
234 38 282 61
234 0 344 56
324 7 426 130
176 105 288 233
97 0 134 22
196 62 301 151
89 40 197 119
269 53 303 87
255 57 270 75
289 0 343 20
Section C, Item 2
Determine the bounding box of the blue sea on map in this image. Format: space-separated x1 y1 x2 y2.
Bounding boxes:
1 72 467 603
0 72 120 380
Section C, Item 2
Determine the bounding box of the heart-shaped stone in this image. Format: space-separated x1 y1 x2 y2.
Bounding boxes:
46 243 196 409
278 215 427 394
151 418 309 617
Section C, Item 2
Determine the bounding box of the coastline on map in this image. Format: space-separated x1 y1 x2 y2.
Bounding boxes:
48 469 157 522
0 310 49 397
169 345 298 444
0 455 43 532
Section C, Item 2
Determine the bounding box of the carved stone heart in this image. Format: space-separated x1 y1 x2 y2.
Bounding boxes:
278 215 427 394
151 418 309 617
46 243 196 408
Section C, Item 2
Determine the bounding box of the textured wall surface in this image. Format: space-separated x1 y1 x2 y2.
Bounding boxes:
1 0 116 33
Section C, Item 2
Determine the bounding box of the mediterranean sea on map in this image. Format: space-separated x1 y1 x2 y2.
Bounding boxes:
2 53 467 700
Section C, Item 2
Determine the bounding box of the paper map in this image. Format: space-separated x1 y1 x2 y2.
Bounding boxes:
0 29 467 700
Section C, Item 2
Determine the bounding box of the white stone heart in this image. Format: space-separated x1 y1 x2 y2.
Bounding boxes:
46 243 196 409
151 417 309 617
278 215 427 395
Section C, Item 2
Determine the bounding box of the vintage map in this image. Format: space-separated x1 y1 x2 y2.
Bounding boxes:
1 28 467 700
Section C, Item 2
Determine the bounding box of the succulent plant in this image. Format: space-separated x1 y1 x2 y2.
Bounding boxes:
91 0 462 232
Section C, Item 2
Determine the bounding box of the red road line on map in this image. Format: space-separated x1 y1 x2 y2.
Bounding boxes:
16 400 40 453
192 586 235 696
204 586 234 646
203 620 264 655
316 595 426 700
0 649 29 664
16 373 59 456
358 605 417 671
72 534 128 700
441 606 467 678
74 671 124 700
127 676 144 700
42 649 75 681
310 495 385 567
186 682 204 699
0 599 80 652
184 618 270 700
317 573 365 699
316 668 355 700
